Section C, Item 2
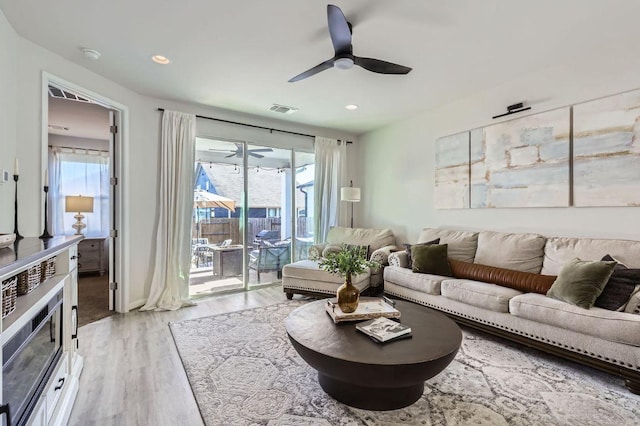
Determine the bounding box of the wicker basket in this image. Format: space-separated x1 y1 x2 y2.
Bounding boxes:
41 256 57 282
2 276 17 318
17 264 42 295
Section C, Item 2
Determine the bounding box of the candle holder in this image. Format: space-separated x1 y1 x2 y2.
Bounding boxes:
39 185 53 239
13 175 23 240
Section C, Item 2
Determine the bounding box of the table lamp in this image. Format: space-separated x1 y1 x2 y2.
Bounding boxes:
65 195 94 235
340 181 361 228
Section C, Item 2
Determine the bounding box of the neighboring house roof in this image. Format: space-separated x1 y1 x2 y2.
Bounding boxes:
199 162 283 208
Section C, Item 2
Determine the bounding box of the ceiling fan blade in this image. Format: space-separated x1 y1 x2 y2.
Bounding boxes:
288 59 334 83
248 148 273 153
327 5 352 55
248 152 265 159
224 153 236 158
354 57 412 74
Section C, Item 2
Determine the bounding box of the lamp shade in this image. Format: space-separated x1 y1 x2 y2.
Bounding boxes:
341 187 361 202
65 195 94 213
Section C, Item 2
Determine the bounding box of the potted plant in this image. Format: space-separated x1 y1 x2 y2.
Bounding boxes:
316 244 380 313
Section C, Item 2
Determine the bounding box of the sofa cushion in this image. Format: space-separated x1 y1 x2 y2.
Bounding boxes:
418 228 478 262
326 227 395 254
441 279 523 313
474 231 546 273
449 259 556 294
403 238 440 268
282 260 370 284
322 244 343 257
510 293 640 346
383 266 443 295
412 244 452 276
595 255 640 311
546 258 617 309
541 236 640 275
624 289 640 315
388 251 409 268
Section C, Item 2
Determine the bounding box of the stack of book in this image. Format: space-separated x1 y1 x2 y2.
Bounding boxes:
324 297 400 323
356 317 412 343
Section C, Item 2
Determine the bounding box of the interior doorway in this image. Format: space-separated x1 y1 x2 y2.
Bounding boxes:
43 75 124 323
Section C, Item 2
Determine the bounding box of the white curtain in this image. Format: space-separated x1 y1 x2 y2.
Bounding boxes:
49 147 110 237
141 110 197 311
313 137 346 243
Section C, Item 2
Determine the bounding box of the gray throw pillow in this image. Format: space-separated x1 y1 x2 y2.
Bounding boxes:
546 258 617 309
404 238 440 269
411 243 452 277
595 255 640 311
322 244 343 257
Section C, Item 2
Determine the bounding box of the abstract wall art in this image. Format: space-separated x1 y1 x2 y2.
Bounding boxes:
435 131 470 209
573 89 640 207
469 107 571 208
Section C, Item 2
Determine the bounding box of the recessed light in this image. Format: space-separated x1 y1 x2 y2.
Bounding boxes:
152 55 171 65
345 104 358 110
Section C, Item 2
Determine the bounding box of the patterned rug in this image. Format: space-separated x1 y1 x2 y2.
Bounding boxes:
169 301 640 425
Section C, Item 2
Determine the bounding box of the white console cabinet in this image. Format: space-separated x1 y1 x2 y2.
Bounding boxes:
0 236 83 426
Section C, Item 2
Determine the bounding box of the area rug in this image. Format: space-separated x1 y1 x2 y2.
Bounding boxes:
169 301 640 425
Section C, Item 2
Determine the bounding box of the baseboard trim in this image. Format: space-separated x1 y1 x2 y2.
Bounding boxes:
128 298 146 311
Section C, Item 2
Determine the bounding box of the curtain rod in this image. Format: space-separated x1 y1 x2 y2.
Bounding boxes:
156 108 352 144
49 145 109 154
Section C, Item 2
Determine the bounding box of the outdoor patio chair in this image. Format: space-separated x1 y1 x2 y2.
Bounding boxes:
195 245 214 267
248 244 291 281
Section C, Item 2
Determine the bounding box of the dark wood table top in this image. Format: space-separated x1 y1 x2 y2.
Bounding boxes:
285 298 462 366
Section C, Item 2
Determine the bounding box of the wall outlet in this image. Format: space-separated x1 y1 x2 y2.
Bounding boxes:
0 169 9 184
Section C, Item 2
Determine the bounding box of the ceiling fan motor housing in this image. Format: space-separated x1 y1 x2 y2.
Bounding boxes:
334 56 354 69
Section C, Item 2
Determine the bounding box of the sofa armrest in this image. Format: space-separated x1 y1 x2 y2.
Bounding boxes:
370 245 399 265
308 243 327 259
388 251 409 268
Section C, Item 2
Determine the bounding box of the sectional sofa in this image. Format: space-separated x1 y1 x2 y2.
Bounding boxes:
282 226 396 299
384 228 640 393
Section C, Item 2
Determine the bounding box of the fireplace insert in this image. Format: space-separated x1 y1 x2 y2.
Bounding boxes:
2 289 63 426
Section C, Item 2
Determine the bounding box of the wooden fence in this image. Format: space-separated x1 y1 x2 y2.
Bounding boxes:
194 217 313 245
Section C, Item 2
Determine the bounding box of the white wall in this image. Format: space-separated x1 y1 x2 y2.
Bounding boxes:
357 46 640 245
6 24 357 310
0 9 17 232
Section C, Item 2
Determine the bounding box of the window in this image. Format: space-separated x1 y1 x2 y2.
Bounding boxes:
49 148 110 237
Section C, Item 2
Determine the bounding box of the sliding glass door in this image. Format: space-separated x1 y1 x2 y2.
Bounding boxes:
294 151 315 261
190 139 245 297
246 144 292 288
190 137 313 297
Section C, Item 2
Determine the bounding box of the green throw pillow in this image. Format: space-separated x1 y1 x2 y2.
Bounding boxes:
411 244 452 276
546 258 617 309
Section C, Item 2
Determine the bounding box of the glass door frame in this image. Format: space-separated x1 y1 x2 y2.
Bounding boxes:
193 136 313 294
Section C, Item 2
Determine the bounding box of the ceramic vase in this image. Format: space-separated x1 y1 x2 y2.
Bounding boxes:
336 274 359 313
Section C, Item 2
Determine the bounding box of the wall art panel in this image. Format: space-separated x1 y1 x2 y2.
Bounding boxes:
573 90 640 207
435 131 470 209
470 108 570 208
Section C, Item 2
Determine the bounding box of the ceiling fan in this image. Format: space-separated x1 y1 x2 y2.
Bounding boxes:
288 4 412 83
209 143 273 159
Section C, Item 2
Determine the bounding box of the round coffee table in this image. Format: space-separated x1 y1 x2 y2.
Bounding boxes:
285 298 462 410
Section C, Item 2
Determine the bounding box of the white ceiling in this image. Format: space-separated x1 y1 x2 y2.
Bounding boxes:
3 1 640 135
48 97 110 140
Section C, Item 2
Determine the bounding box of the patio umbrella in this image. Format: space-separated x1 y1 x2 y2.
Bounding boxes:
194 190 236 240
194 190 236 212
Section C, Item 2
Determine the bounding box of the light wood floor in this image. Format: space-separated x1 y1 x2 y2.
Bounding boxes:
68 285 287 426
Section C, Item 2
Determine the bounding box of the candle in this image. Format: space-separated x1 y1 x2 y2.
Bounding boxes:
44 169 49 186
13 158 19 176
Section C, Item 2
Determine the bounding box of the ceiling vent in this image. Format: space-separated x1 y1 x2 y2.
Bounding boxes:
48 85 93 104
268 104 298 114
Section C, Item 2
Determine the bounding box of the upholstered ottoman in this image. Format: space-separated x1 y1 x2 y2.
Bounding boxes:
282 260 371 299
